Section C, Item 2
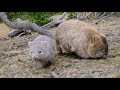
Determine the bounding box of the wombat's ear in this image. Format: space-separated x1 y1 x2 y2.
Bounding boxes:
28 42 32 47
43 41 49 48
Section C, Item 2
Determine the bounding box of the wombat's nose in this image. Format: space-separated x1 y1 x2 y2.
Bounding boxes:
102 55 107 59
33 57 39 61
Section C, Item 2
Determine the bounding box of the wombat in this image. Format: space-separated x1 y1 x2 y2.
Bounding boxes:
28 35 55 68
56 19 108 59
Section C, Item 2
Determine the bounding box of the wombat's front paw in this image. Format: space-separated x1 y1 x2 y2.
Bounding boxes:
34 61 43 70
41 61 53 68
57 52 64 56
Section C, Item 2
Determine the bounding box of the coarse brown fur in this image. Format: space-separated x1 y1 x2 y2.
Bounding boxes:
56 19 108 59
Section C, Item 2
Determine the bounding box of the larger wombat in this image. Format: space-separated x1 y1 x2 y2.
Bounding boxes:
56 19 108 59
28 35 55 68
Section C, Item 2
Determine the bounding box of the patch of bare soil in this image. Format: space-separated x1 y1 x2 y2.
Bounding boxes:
0 23 11 38
1 16 120 78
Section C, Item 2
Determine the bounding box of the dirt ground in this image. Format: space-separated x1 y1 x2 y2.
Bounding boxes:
1 16 120 78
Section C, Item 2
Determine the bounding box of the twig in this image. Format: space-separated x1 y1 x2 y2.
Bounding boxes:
76 12 92 20
51 71 60 78
41 20 64 30
98 12 107 19
93 12 115 24
42 12 68 29
57 12 68 21
69 60 81 62
80 12 92 20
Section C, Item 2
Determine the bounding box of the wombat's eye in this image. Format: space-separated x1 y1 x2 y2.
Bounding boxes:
101 50 104 54
38 50 41 53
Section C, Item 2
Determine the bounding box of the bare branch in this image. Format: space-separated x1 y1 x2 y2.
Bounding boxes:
8 29 24 37
93 12 115 24
98 12 107 19
41 12 68 29
56 12 68 21
76 12 92 20
0 12 67 38
51 71 60 78
41 20 64 30
80 12 92 20
0 12 68 38
0 12 54 38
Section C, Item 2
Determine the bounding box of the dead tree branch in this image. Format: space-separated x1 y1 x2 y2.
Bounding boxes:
0 12 67 38
80 12 92 20
41 12 68 29
0 12 117 38
75 12 117 22
76 12 92 20
98 12 107 19
0 12 53 38
55 12 68 21
93 12 115 24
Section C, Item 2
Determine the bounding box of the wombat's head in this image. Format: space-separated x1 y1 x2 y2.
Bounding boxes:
87 33 108 59
28 41 50 61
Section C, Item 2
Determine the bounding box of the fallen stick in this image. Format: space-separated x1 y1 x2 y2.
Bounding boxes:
0 12 67 38
51 71 60 78
93 12 115 24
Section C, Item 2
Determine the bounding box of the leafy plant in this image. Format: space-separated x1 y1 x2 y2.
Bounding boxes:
4 12 59 26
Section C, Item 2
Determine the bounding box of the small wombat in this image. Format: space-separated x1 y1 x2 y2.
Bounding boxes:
28 35 55 68
56 19 108 59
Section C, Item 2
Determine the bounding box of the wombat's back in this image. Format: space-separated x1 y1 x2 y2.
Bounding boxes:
56 19 97 48
56 19 108 59
57 19 96 35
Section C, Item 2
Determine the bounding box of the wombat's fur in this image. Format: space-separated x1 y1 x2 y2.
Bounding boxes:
28 35 55 68
56 19 108 59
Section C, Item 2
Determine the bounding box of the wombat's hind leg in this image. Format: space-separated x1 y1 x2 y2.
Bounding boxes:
56 40 62 54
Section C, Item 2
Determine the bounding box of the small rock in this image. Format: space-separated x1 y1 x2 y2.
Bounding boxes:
18 59 25 63
0 37 9 41
62 62 70 68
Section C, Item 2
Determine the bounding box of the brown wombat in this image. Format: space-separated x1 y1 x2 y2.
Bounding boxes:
28 35 55 68
56 19 108 59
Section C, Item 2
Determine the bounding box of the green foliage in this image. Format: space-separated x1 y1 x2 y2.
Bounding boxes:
26 12 58 26
68 12 76 19
4 12 59 26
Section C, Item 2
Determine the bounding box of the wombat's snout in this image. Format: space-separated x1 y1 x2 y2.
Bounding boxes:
102 54 107 59
33 56 39 61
